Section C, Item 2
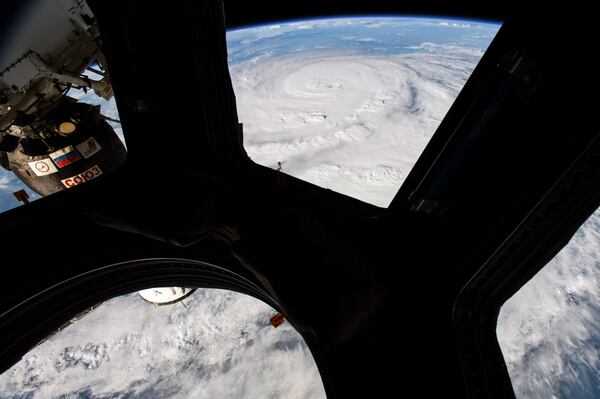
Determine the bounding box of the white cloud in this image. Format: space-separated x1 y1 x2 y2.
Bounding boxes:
0 289 326 398
229 24 291 45
362 22 386 28
230 49 478 207
0 174 11 190
439 22 472 28
498 209 600 398
291 23 315 30
406 42 484 58
341 36 375 43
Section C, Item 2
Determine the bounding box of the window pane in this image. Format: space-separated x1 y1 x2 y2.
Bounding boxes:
0 0 126 213
0 288 326 398
497 209 600 398
228 17 501 207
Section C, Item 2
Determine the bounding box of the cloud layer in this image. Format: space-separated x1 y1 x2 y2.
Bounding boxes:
497 210 600 398
0 289 326 398
232 50 480 207
228 18 497 207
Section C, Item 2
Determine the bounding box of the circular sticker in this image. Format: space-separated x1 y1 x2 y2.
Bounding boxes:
35 162 50 173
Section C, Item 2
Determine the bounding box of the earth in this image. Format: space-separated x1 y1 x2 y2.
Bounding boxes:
227 17 498 207
2 16 599 399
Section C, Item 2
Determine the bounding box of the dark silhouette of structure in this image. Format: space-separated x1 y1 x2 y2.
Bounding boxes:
1 1 599 397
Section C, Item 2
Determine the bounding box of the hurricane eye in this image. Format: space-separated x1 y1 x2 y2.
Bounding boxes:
227 17 501 207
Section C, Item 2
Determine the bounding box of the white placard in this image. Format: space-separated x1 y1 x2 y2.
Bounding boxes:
28 159 58 176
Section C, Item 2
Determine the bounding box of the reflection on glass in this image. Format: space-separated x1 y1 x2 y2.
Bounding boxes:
497 209 600 398
0 288 326 398
0 0 126 213
227 17 501 207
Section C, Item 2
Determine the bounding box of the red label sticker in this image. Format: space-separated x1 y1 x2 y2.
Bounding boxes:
61 165 103 188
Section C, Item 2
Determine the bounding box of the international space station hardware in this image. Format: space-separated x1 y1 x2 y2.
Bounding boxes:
0 0 126 196
138 287 198 305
